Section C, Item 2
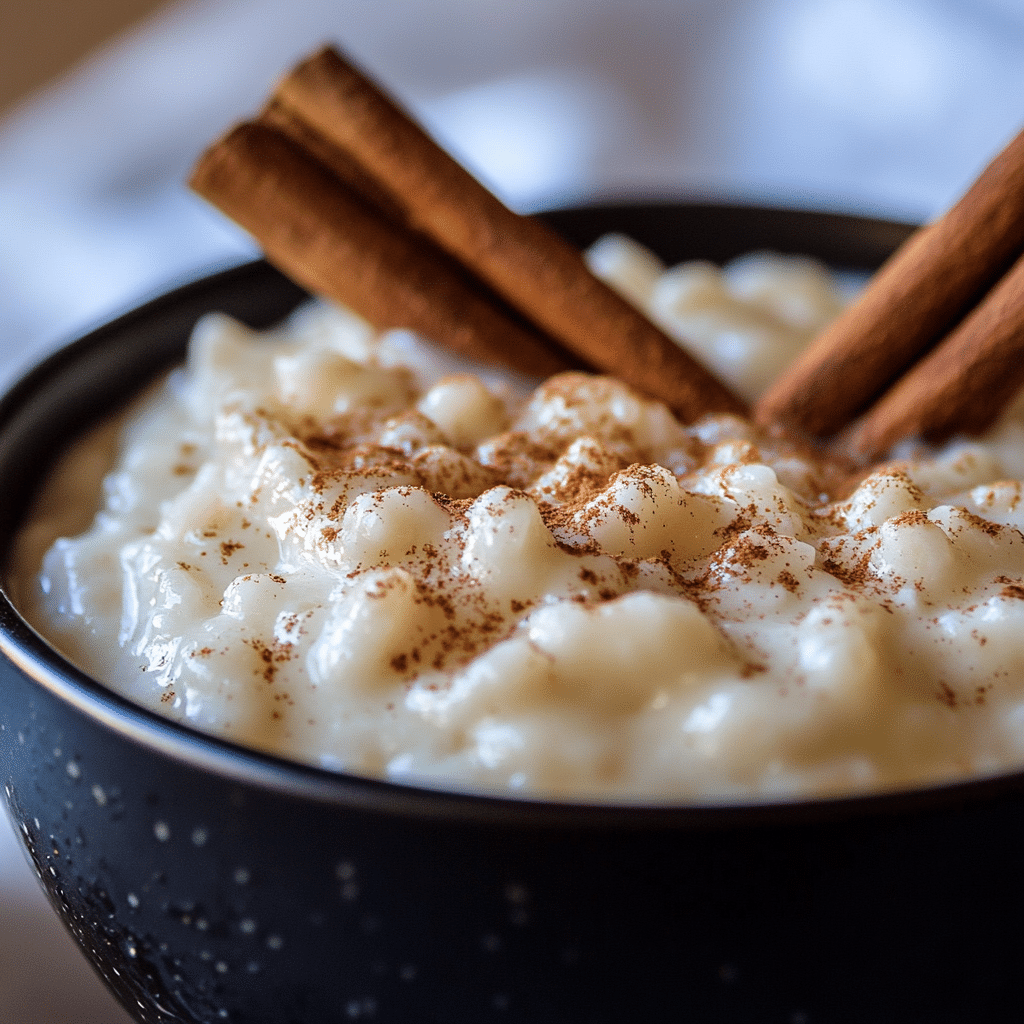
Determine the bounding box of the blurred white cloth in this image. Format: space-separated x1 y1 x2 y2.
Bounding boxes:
2 0 1024 389
2 0 1024 1019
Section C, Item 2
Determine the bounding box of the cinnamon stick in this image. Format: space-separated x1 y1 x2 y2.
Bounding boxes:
257 100 562 359
848 250 1024 457
189 120 572 378
270 46 745 421
258 99 407 226
756 126 1024 437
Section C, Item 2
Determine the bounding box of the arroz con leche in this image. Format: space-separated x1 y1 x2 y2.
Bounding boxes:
14 235 1024 802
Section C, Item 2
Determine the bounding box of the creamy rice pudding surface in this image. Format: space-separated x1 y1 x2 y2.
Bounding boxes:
14 236 1024 802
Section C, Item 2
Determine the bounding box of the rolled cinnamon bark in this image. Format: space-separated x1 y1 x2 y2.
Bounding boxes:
271 46 745 421
257 101 564 360
848 251 1024 458
189 121 572 378
258 99 407 226
756 126 1024 437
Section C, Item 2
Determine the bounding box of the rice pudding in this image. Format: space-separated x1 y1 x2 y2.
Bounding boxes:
13 236 1024 802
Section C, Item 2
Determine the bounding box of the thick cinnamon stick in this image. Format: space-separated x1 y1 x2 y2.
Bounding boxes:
756 126 1024 437
271 46 745 421
258 99 407 225
848 251 1024 458
257 100 564 358
189 121 571 378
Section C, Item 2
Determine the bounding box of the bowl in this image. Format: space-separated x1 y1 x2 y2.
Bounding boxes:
4 202 1021 1024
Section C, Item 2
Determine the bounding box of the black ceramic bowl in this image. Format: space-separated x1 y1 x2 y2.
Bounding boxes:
4 203 1022 1024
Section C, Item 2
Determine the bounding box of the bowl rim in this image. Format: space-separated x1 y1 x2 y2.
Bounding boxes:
4 199 1020 831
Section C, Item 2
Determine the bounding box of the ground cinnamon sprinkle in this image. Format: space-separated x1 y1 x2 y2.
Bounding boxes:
777 570 800 593
819 548 877 589
220 540 244 563
958 510 1004 538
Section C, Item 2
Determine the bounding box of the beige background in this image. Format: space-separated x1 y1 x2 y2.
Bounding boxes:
1 0 170 115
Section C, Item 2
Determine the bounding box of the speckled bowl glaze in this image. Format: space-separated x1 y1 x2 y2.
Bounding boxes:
4 203 1024 1024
